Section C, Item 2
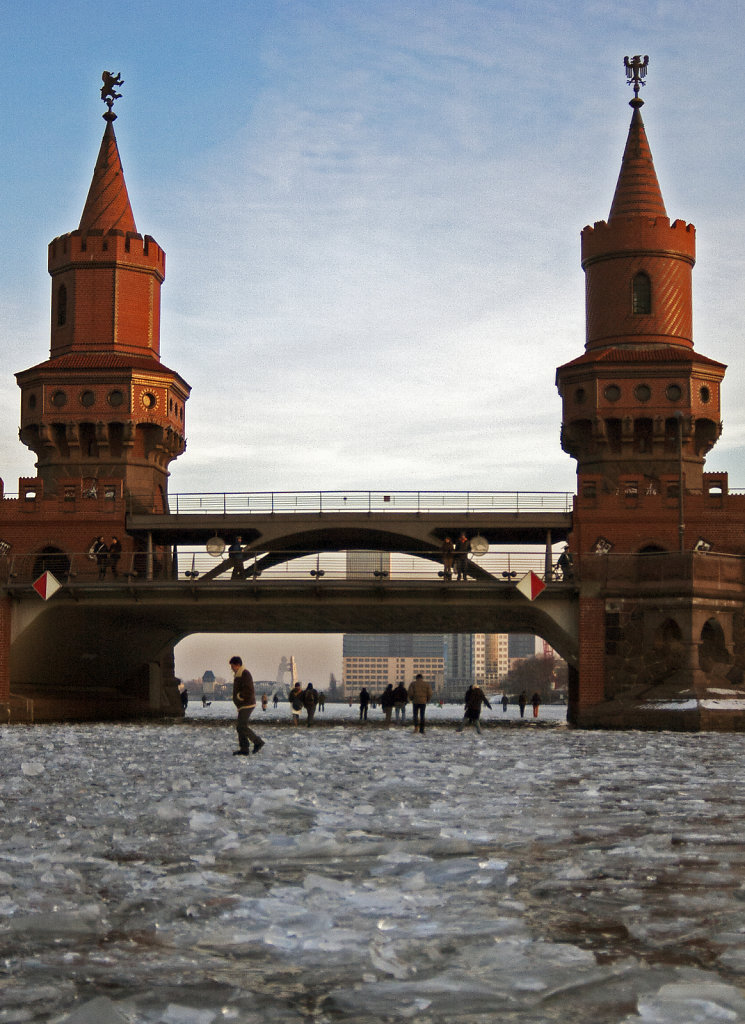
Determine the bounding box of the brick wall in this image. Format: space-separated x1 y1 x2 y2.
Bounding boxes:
577 596 606 708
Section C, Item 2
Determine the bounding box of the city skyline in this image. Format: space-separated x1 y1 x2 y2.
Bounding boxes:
2 3 743 673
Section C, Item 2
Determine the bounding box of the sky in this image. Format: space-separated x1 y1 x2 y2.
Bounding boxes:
2 1 745 681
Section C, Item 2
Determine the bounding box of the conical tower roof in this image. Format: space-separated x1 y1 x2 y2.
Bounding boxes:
78 118 137 234
608 104 667 221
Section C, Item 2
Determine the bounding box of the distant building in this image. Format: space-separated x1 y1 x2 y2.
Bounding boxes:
342 634 444 697
484 633 510 691
343 632 517 700
442 634 486 699
509 634 537 660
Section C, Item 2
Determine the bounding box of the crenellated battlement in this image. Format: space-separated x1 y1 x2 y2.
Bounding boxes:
581 216 695 267
48 229 165 280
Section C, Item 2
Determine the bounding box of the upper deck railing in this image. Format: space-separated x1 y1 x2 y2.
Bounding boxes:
158 490 575 515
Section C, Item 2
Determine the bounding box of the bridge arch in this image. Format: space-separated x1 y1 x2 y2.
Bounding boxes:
7 574 579 719
700 617 729 671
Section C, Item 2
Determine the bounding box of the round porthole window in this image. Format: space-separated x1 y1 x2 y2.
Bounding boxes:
604 385 621 402
141 392 156 409
574 387 586 404
28 394 37 410
80 390 95 408
51 390 67 408
700 386 711 404
634 384 651 402
666 384 683 402
108 389 124 408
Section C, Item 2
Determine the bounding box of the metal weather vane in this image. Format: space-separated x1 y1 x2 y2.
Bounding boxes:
624 55 649 105
100 71 124 121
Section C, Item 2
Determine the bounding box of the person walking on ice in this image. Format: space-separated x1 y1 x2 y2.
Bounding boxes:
408 673 432 734
229 656 265 756
456 683 492 735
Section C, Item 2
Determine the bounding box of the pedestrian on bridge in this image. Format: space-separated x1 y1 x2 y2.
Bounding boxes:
228 536 245 579
93 536 109 579
229 656 265 756
441 536 454 581
556 545 574 581
455 533 471 581
109 536 122 577
359 687 370 722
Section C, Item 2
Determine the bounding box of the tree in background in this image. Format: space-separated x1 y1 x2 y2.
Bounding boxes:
504 656 567 702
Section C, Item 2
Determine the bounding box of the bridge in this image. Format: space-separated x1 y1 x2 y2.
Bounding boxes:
126 489 572 578
3 489 577 721
7 70 745 730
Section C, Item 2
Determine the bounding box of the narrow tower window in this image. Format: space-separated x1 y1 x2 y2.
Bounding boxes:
632 272 651 314
57 284 67 326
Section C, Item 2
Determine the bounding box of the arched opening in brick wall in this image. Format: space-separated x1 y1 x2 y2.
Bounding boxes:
699 618 730 672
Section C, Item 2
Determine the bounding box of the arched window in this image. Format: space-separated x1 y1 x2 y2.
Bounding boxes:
632 272 651 314
700 618 729 669
57 284 67 326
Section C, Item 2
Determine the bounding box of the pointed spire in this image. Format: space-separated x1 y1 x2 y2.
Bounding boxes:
78 119 137 234
609 95 667 221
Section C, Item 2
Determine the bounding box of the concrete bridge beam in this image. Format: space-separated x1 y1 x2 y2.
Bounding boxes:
3 580 578 721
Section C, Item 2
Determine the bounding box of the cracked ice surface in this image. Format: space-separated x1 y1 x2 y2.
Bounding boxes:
2 715 745 1022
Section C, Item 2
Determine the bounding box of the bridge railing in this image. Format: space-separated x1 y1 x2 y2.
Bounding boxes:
155 490 575 515
0 548 567 587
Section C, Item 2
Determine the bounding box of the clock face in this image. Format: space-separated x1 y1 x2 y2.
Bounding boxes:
140 391 157 410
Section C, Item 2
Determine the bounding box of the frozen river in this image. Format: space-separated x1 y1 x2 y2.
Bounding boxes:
2 705 745 1023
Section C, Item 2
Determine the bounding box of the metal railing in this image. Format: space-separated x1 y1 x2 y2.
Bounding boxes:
156 490 575 515
0 548 569 587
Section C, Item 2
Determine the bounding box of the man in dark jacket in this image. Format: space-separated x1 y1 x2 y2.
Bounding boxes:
303 683 318 726
456 683 492 735
392 682 409 723
380 683 395 726
229 655 264 756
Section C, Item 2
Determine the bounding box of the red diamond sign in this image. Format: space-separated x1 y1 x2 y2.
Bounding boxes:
515 570 546 601
32 571 61 600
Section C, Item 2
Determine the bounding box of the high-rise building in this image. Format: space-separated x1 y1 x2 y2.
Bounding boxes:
509 634 537 660
443 634 487 699
484 633 510 690
342 633 445 697
342 633 521 699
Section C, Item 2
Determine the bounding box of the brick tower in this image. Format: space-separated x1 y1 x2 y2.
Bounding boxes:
556 57 725 513
557 59 745 730
15 80 190 513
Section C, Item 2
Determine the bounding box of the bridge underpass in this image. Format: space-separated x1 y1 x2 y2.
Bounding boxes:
4 492 576 720
6 576 578 721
